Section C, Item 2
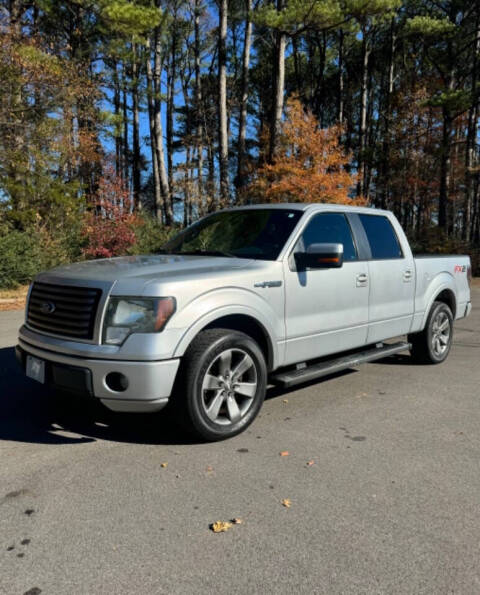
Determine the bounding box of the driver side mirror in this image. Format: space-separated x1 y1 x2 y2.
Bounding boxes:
295 243 344 270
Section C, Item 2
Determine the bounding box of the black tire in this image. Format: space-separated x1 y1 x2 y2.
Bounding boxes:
408 301 454 364
172 328 267 441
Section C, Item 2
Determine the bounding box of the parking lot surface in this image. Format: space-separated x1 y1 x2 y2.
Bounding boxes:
1 288 479 594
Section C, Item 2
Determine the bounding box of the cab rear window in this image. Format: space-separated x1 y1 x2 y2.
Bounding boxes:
359 214 403 260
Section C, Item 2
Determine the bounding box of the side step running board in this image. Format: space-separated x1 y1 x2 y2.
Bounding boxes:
271 341 411 388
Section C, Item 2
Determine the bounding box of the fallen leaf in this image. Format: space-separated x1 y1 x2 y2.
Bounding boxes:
210 521 233 533
306 460 314 466
160 462 168 468
231 518 243 524
281 499 291 508
280 451 289 457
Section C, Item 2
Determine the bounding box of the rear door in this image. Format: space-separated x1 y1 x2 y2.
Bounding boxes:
283 212 370 365
357 213 415 343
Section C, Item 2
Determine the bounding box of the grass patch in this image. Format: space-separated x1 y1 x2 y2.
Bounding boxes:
0 285 29 311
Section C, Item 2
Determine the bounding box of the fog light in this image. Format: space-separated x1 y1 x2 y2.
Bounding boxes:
105 372 129 392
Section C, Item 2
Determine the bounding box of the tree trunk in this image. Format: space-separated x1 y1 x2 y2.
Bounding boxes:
153 26 173 225
145 38 162 221
194 0 204 205
8 0 26 217
472 179 480 243
207 140 215 207
292 36 301 95
218 0 229 205
112 60 122 178
235 0 253 197
364 78 375 198
131 42 141 210
181 72 195 221
184 146 192 226
464 16 480 241
122 71 129 185
438 110 452 230
379 20 396 209
338 29 344 126
167 31 177 203
357 32 370 197
313 31 327 126
438 38 458 231
269 1 286 163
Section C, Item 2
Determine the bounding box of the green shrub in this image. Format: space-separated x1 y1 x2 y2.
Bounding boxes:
130 215 178 255
0 225 43 288
0 222 83 289
0 214 180 289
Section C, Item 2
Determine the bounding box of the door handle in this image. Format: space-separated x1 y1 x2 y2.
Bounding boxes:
403 270 413 282
356 273 368 287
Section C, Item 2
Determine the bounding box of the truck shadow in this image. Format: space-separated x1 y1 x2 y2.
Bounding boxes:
0 346 197 446
0 345 413 446
368 353 421 366
266 369 357 399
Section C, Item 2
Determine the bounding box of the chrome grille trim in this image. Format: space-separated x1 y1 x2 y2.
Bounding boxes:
26 282 102 341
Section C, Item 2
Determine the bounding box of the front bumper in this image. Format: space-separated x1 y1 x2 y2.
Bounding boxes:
16 340 180 413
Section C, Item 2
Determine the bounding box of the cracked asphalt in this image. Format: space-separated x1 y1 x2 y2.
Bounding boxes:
0 287 479 594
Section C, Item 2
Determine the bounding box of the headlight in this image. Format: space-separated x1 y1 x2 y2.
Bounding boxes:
103 297 176 345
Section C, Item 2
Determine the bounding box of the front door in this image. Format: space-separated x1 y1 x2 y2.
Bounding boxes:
283 212 370 366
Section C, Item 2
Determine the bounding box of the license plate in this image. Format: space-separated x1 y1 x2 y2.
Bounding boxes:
26 355 45 384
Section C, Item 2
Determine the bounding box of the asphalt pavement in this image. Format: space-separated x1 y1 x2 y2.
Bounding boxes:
1 288 479 594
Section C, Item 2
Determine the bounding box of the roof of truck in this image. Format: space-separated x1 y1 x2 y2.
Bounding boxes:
224 203 392 216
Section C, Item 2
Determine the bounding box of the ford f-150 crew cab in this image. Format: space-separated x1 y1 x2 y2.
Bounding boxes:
16 204 472 440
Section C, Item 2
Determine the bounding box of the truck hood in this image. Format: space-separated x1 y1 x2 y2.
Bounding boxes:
37 254 255 285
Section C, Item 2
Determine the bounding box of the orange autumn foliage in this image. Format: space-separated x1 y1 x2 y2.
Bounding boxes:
249 98 365 205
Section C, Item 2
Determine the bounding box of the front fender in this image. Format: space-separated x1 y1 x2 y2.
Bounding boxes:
171 287 283 368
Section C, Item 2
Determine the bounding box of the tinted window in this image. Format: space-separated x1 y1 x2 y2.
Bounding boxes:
359 214 403 259
162 209 302 261
297 213 357 261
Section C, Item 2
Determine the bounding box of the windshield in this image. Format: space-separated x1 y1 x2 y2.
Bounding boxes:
161 209 302 260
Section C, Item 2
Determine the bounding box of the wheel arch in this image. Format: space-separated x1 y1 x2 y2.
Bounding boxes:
421 285 457 330
201 314 274 371
173 306 279 371
434 288 456 318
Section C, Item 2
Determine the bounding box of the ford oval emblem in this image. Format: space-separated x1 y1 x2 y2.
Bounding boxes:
40 301 56 314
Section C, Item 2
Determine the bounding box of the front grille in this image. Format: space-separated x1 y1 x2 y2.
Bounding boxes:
27 282 102 341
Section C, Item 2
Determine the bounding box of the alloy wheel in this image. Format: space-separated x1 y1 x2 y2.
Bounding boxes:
201 348 258 426
431 310 451 357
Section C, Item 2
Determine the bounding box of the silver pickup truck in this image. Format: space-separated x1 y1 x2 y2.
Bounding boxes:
17 204 472 440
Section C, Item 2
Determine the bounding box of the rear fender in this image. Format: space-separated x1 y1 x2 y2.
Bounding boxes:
418 272 457 330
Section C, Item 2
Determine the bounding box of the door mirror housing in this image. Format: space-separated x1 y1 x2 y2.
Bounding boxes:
295 243 344 270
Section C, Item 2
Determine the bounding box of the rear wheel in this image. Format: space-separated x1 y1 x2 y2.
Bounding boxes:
174 329 267 441
408 301 453 364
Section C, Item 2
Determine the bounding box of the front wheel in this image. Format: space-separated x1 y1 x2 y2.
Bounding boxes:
174 329 267 441
408 301 453 364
